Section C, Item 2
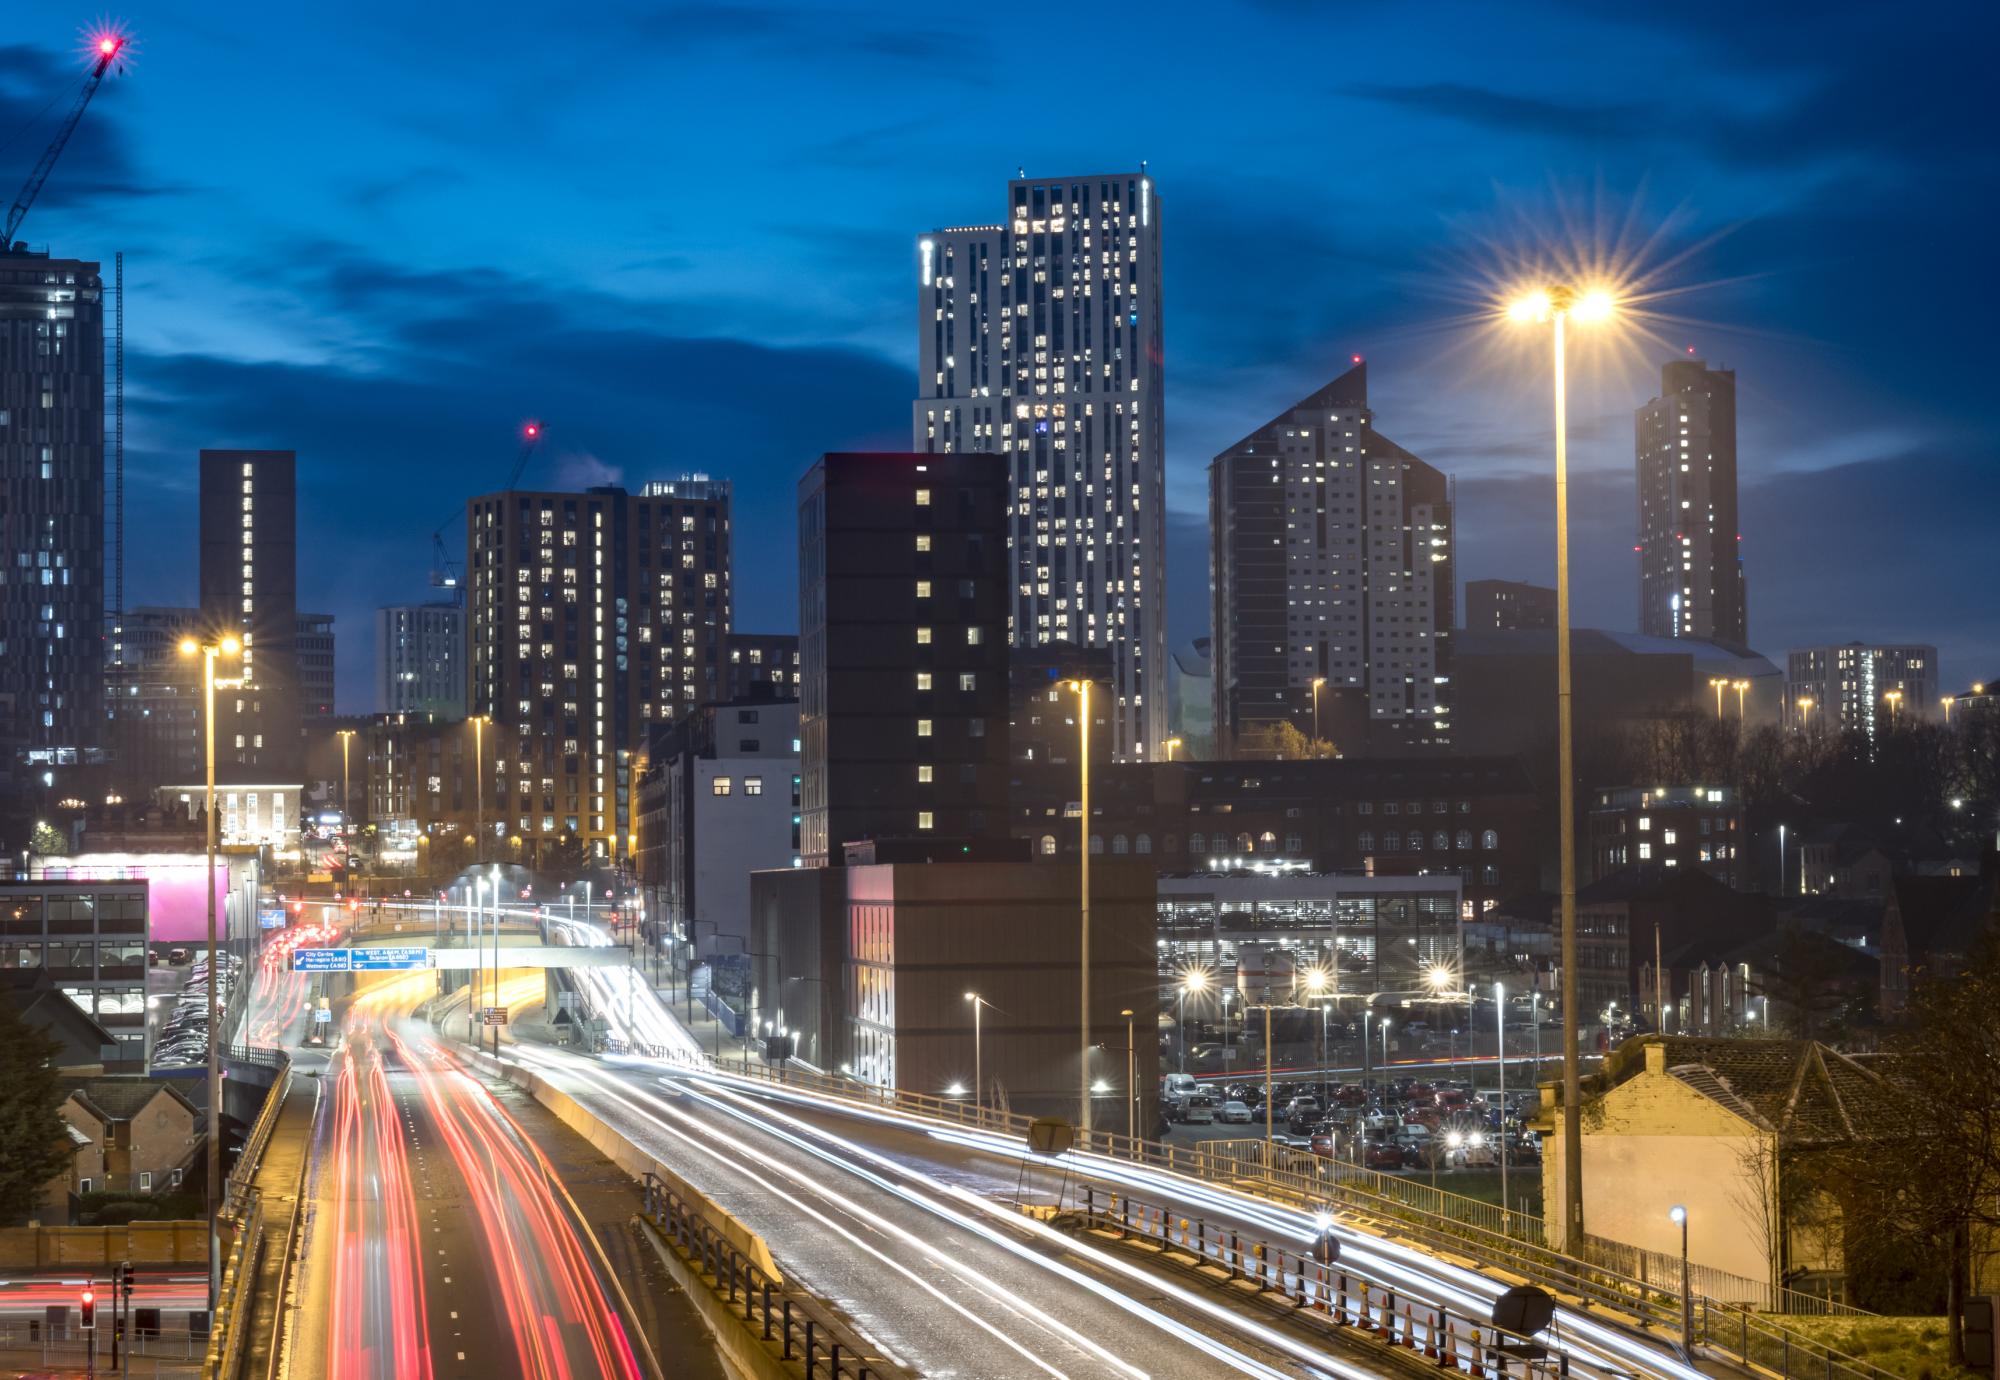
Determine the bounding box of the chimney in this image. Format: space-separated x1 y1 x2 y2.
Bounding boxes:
1644 1040 1667 1075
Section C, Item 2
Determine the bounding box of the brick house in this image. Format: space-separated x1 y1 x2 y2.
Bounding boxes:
55 1078 201 1198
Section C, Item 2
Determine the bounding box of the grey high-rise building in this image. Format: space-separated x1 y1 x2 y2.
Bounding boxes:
1786 643 1938 740
913 171 1168 762
1637 358 1745 646
1466 579 1555 632
199 449 302 783
1208 361 1454 758
0 249 105 759
375 603 466 719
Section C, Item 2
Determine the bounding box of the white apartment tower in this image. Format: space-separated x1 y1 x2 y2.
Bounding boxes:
1637 358 1745 646
914 171 1168 760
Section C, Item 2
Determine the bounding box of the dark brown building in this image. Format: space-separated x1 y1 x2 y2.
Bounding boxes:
1588 785 1744 887
724 632 799 700
798 452 1010 866
1010 754 1539 914
1465 579 1556 631
199 449 301 783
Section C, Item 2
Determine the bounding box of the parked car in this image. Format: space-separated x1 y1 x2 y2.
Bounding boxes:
1364 1139 1408 1170
1218 1100 1253 1124
1182 1093 1217 1125
1308 1126 1337 1158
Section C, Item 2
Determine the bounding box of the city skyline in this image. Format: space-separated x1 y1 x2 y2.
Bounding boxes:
2 3 1995 711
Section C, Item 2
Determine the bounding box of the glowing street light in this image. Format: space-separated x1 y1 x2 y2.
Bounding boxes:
177 631 242 1309
1311 676 1327 756
1733 679 1751 719
1176 966 1210 1073
1708 677 1728 720
1883 689 1904 727
1506 278 1620 1251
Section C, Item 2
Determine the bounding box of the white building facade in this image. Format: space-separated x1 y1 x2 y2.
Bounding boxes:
914 171 1168 761
375 602 467 719
1786 642 1938 739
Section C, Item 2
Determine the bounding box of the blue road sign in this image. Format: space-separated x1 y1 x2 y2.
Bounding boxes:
349 946 431 971
292 948 351 972
258 909 286 930
313 1007 333 1023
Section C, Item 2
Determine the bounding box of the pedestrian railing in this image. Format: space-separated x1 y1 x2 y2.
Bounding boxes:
0 1319 206 1374
639 1171 906 1380
221 1056 291 1219
200 1185 262 1380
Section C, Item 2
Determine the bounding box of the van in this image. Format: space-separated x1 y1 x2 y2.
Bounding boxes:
1161 1073 1199 1104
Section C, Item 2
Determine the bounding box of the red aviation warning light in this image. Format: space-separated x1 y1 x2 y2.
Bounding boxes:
523 421 541 440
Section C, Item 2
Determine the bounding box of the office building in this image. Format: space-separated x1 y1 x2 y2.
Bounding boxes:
198 449 301 783
375 603 467 718
1011 754 1537 917
467 477 731 864
298 613 336 720
1208 360 1454 758
723 632 799 701
1786 643 1938 739
0 249 105 760
636 695 801 960
1588 785 1744 888
0 878 148 1060
1466 579 1555 631
913 171 1168 761
797 452 1010 866
1637 359 1745 646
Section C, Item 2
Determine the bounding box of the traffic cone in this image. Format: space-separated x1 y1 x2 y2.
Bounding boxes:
1439 1318 1458 1370
1404 1302 1418 1349
1423 1308 1440 1359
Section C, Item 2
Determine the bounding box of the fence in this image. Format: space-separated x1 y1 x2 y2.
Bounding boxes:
698 1057 1901 1380
0 1318 206 1376
640 1170 904 1380
199 1051 294 1379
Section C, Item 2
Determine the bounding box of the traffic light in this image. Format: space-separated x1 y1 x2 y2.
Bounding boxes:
79 1287 96 1330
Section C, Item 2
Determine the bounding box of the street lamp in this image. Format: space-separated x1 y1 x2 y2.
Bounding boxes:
1163 736 1183 762
964 992 994 1119
1177 967 1210 1074
1708 677 1728 720
1883 689 1904 727
1495 980 1509 1228
1942 695 1955 726
1311 676 1327 756
177 632 241 1311
1507 279 1618 1251
336 728 357 827
1795 694 1815 735
1669 1205 1692 1354
470 714 490 864
1732 679 1751 719
1067 677 1093 1134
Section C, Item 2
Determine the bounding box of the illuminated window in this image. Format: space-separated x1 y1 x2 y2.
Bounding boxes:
915 489 931 506
916 719 933 737
712 777 732 796
917 765 933 783
744 777 763 796
915 535 932 552
916 627 932 645
916 672 932 691
916 580 931 598
917 811 934 830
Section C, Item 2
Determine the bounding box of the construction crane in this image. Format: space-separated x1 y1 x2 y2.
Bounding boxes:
3 27 131 250
429 421 545 597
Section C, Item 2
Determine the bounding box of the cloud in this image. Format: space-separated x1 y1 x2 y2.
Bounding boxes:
124 250 914 711
618 6 968 66
0 43 174 219
1347 83 1649 143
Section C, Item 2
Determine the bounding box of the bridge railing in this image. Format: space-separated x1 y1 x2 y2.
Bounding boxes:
639 1171 905 1380
699 1057 1897 1380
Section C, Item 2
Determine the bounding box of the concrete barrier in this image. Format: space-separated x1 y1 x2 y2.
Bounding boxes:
464 1047 781 1282
0 1221 207 1268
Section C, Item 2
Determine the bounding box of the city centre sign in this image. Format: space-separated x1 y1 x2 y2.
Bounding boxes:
291 946 433 973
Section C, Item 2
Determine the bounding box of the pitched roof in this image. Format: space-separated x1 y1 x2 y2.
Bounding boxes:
1648 1037 1901 1145
62 1077 198 1122
1217 361 1369 456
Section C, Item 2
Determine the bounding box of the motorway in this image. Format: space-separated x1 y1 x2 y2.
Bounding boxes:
283 971 650 1380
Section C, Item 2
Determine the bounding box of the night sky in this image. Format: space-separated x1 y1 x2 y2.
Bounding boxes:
5 2 1995 710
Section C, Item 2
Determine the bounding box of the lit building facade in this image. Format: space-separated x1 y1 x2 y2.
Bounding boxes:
1786 643 1938 740
913 171 1168 761
1637 359 1746 646
198 450 302 784
1587 785 1744 888
1466 579 1555 632
1208 361 1454 757
0 249 105 759
467 478 731 863
374 602 466 719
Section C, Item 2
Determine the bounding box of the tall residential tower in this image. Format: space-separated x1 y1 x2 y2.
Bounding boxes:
1637 358 1745 646
914 171 1167 760
0 249 105 760
1209 361 1454 757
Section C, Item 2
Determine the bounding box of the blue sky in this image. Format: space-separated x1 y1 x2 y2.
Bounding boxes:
6 0 1995 709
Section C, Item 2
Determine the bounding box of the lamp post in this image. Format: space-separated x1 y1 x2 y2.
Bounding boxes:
336 728 356 827
1795 694 1814 736
1163 736 1182 762
1067 678 1093 1134
178 633 241 1311
470 714 489 864
1942 695 1955 726
1122 1008 1137 1140
1508 281 1616 1251
964 992 992 1120
1177 968 1209 1074
1669 1205 1692 1354
1311 676 1327 756
1732 679 1750 719
1495 980 1509 1229
1778 823 1787 897
1708 677 1727 720
1883 689 1904 728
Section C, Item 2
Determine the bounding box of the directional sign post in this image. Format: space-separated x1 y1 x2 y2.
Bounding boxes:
291 949 352 973
482 1007 508 1026
313 1007 333 1024
350 947 431 971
